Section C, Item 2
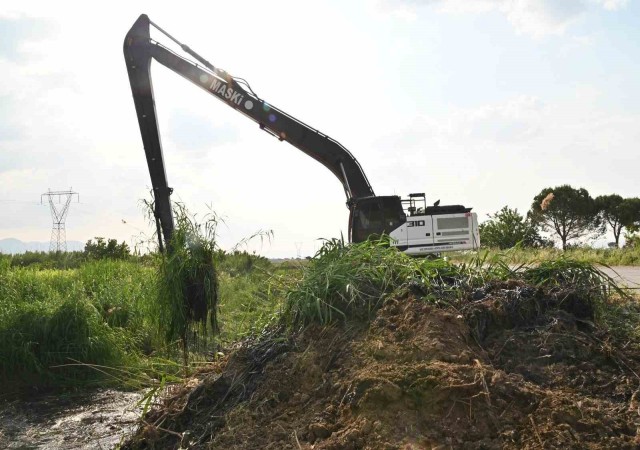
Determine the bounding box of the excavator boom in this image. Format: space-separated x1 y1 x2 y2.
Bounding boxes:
124 14 478 255
124 14 377 249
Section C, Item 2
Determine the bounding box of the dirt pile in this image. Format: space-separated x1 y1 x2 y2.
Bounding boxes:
125 282 640 449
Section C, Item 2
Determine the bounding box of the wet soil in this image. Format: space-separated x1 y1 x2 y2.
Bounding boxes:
0 389 143 449
124 281 640 449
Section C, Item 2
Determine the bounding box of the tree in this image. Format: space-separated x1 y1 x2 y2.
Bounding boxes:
84 237 130 260
595 195 640 248
624 231 640 249
624 198 640 230
530 185 602 250
479 206 546 249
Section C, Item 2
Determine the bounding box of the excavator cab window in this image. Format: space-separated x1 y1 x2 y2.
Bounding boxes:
350 196 405 243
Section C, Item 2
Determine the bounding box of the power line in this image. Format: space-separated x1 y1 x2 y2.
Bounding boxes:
41 189 79 252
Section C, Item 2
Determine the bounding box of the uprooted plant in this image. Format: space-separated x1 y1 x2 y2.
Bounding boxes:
151 202 220 367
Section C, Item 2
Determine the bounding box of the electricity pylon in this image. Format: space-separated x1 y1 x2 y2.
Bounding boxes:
41 189 79 252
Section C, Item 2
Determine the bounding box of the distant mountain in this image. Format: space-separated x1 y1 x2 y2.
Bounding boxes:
0 238 85 254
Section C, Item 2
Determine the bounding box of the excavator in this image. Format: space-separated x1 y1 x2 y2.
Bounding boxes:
124 14 479 256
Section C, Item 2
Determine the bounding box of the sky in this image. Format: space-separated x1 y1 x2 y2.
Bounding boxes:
1 0 638 256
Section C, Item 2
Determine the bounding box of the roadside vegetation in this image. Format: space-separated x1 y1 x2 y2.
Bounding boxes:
283 238 636 328
2 235 638 395
449 246 640 266
4 225 640 449
2 183 639 396
476 184 640 264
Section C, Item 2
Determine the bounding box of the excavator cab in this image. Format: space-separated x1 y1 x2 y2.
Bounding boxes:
350 196 406 243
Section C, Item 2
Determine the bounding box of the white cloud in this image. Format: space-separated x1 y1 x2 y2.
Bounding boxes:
371 91 640 222
500 0 585 38
435 0 505 14
2 0 638 256
379 2 420 20
379 0 629 37
592 0 629 11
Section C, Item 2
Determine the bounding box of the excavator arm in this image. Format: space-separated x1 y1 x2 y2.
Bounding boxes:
124 14 378 250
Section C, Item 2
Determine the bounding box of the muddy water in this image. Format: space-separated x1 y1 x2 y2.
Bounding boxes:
0 389 143 450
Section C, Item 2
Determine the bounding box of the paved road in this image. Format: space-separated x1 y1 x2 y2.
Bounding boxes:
600 266 640 291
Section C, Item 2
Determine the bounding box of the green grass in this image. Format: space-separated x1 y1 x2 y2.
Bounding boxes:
215 251 302 343
282 238 480 326
2 234 635 394
282 238 630 328
0 250 289 393
0 260 161 392
448 246 640 266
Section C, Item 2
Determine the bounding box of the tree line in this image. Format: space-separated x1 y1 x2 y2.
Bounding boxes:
480 185 640 250
4 237 134 269
3 237 271 271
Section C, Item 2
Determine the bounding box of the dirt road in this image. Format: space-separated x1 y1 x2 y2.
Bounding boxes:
601 266 640 291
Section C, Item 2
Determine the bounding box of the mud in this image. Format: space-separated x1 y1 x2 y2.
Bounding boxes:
0 389 143 449
124 282 640 449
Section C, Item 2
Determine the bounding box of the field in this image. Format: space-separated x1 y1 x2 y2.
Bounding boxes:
0 259 159 392
0 252 290 394
2 243 640 449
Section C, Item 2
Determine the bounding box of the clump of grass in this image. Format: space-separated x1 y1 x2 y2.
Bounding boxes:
283 237 404 325
281 239 630 329
153 203 219 361
283 237 472 326
521 257 619 292
516 257 632 328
